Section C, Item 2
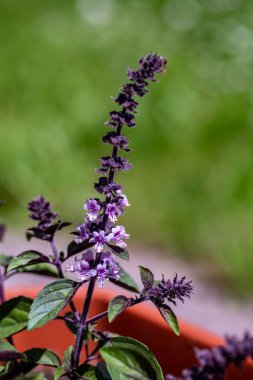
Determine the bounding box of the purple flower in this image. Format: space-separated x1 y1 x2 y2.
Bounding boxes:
83 198 101 221
94 177 123 195
116 194 130 208
105 203 122 223
65 249 120 287
90 230 108 252
27 195 58 230
97 156 132 174
102 132 130 151
148 275 194 306
75 223 90 243
114 93 138 112
107 225 130 248
106 111 136 128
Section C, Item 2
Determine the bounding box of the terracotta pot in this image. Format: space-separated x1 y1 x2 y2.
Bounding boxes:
8 287 253 379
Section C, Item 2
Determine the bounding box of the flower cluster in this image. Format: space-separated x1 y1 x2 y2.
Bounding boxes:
27 195 58 230
166 332 253 380
74 54 167 262
148 275 194 306
66 249 120 288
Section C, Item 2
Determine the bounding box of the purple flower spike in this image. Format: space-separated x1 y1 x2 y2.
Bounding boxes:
148 275 194 306
75 54 166 288
166 332 253 380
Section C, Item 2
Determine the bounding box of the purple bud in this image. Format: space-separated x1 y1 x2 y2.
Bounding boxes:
27 195 58 230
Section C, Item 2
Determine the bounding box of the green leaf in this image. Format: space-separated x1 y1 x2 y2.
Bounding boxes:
54 367 65 380
24 348 61 367
100 346 157 380
62 345 73 371
75 364 104 379
17 263 58 277
7 251 49 272
156 304 180 336
0 339 26 361
109 264 139 293
108 296 128 323
105 337 164 380
28 279 76 331
0 255 13 267
0 296 32 338
139 266 154 290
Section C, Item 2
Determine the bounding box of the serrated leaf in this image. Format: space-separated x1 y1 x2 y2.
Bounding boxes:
0 255 13 267
7 251 49 272
18 263 58 277
106 337 164 380
28 279 76 331
156 304 180 336
24 348 61 367
108 296 128 323
100 346 156 380
54 367 65 380
75 364 104 379
62 345 73 371
139 266 154 290
0 296 32 338
106 245 129 261
0 339 26 361
109 264 139 293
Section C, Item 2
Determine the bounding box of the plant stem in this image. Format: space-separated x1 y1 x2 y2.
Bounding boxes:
85 295 147 326
72 277 96 369
70 112 125 375
50 239 80 322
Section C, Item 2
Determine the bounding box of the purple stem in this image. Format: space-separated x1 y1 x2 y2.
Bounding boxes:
71 121 124 373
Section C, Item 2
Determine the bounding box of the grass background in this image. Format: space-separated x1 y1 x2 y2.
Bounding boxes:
1 0 253 295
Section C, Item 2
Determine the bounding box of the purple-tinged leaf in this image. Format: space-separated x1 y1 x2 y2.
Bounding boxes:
108 295 129 323
67 240 95 258
155 303 180 336
139 266 154 290
106 244 129 261
7 251 49 273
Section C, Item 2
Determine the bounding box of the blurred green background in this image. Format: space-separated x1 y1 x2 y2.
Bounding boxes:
1 0 253 295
